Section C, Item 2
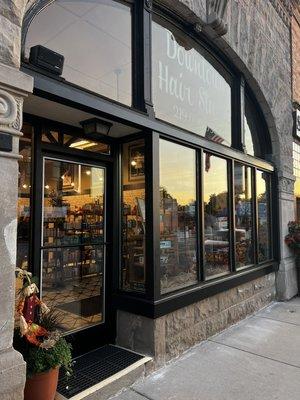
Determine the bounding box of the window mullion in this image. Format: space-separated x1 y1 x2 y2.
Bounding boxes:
145 131 160 300
253 167 259 265
132 0 154 115
229 159 236 272
197 150 204 282
231 75 244 152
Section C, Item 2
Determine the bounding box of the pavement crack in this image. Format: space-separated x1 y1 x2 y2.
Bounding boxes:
255 315 300 327
131 387 156 400
208 339 300 369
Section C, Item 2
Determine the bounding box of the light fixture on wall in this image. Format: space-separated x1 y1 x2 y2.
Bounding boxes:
80 118 113 138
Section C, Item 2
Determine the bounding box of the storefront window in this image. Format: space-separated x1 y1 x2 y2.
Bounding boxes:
203 154 230 279
121 140 146 292
234 163 254 268
17 123 33 271
25 0 132 106
293 141 300 221
159 140 197 293
257 170 271 262
152 17 232 145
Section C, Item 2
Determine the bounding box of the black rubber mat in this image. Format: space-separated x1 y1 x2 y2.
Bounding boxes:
57 345 143 399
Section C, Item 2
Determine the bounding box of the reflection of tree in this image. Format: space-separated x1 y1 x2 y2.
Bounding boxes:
258 192 266 202
160 186 172 201
205 192 227 216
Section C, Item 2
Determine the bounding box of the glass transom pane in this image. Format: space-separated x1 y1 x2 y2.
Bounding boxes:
152 17 232 145
25 0 132 106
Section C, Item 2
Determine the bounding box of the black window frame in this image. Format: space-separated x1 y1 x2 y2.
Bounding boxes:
20 0 278 320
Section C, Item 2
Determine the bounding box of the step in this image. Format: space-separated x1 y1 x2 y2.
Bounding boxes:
55 345 151 400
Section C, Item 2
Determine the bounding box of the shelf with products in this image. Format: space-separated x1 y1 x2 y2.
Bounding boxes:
42 244 104 287
42 197 105 286
122 201 146 291
43 201 104 247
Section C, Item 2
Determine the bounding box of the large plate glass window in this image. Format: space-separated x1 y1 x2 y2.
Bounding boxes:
203 153 230 279
234 163 254 269
25 0 132 106
17 123 33 272
152 16 232 146
256 170 272 262
121 140 146 292
159 139 197 293
42 158 106 333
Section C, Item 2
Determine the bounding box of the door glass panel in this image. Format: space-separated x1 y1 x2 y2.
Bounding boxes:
42 158 105 333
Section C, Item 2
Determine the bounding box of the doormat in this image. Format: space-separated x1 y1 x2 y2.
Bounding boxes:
57 295 102 318
57 345 143 399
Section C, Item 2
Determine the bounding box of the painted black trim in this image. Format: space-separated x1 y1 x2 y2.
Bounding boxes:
21 66 274 173
113 262 277 318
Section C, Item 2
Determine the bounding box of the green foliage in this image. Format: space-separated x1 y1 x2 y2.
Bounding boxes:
14 328 72 378
288 221 300 234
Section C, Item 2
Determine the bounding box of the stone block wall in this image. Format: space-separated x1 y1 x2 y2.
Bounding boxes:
117 272 276 369
292 13 300 104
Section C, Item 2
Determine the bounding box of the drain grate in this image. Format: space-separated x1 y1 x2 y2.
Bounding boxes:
57 345 143 399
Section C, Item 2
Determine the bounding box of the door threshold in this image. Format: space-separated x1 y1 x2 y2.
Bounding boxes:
55 345 152 400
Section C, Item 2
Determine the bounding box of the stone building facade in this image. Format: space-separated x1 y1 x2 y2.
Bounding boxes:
0 1 299 399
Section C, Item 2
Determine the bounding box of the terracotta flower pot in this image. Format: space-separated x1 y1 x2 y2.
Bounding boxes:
24 367 59 400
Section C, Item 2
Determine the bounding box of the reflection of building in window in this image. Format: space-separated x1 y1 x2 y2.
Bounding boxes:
159 140 197 293
121 140 146 292
256 170 271 262
234 164 254 269
203 154 230 279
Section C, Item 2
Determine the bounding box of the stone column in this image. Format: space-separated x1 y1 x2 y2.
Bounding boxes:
0 63 33 400
276 171 298 300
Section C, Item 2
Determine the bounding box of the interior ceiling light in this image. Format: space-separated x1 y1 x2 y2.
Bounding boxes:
69 140 97 150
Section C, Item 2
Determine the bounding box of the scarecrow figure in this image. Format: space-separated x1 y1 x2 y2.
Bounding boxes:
16 269 51 347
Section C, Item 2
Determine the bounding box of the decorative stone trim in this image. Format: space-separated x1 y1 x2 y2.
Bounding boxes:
278 175 295 194
0 89 17 127
206 0 228 36
269 0 299 26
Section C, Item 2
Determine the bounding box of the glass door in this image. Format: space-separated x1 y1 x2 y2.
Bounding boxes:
41 157 106 333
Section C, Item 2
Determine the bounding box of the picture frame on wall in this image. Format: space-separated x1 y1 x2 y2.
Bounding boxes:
61 162 80 192
128 144 145 181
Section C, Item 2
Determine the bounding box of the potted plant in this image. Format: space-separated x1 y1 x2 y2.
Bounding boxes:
14 270 72 400
285 221 300 292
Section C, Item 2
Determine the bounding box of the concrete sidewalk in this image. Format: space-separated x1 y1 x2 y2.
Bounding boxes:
111 298 300 400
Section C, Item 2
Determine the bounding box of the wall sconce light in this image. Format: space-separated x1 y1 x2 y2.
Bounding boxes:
80 118 113 138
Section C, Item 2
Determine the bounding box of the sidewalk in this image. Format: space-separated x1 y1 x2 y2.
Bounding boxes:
111 298 300 400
